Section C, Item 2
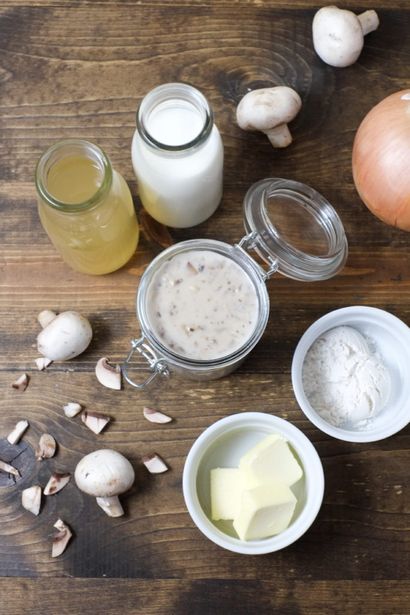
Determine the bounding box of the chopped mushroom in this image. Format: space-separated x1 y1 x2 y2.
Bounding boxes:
0 459 20 477
236 86 302 148
12 373 29 392
142 453 169 474
81 411 111 434
36 434 57 460
22 485 42 516
63 402 82 418
95 357 122 390
7 420 29 445
312 6 380 67
43 472 71 496
37 310 93 362
75 449 135 517
52 519 72 557
143 407 173 424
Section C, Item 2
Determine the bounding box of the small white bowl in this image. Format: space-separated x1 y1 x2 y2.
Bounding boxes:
292 306 410 443
182 412 324 555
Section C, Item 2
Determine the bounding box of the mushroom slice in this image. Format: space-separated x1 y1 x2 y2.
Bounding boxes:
0 459 20 477
35 357 52 371
142 453 169 474
7 420 29 445
38 309 57 329
95 357 122 390
63 402 82 418
22 485 42 516
36 434 57 460
43 472 71 496
12 373 29 391
143 407 173 424
81 411 111 435
52 519 72 558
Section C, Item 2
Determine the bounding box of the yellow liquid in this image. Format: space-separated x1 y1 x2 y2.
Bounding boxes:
38 155 139 275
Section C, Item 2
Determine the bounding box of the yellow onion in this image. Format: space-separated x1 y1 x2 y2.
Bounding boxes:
352 90 410 231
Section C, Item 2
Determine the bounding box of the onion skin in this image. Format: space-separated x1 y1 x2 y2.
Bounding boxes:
352 90 410 231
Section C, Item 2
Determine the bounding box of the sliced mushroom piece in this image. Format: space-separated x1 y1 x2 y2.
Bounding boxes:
95 357 122 390
43 472 71 496
38 309 57 329
52 519 72 557
36 434 57 460
22 485 42 516
7 420 29 445
142 453 169 474
63 402 83 418
75 449 135 517
81 411 111 435
0 459 20 477
143 407 173 424
35 357 53 371
12 373 29 392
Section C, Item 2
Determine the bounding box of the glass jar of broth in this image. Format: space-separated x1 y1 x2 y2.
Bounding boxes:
35 139 139 275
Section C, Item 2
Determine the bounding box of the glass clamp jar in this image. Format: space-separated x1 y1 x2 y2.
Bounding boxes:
122 178 348 390
36 139 139 275
131 83 224 228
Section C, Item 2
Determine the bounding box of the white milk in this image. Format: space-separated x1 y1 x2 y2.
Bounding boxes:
146 250 259 360
131 84 224 228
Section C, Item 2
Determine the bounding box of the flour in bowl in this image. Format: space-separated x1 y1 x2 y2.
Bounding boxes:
302 325 391 427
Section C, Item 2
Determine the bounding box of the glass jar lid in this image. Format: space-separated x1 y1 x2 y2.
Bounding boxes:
242 178 348 281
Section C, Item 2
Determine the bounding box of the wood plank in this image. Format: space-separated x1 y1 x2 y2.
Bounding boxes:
1 578 410 615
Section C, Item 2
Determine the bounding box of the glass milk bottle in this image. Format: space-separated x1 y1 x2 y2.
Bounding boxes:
36 139 139 275
131 83 224 228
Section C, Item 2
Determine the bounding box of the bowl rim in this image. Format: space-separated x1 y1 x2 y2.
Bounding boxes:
291 305 410 443
182 411 324 555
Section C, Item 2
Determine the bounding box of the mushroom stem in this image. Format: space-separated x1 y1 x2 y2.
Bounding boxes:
38 310 57 329
358 10 379 36
96 495 124 517
265 124 293 148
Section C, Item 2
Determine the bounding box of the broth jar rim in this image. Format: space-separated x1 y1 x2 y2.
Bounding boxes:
136 238 270 370
35 138 113 213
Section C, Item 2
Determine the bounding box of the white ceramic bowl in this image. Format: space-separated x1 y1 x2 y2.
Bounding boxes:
182 412 324 555
292 306 410 443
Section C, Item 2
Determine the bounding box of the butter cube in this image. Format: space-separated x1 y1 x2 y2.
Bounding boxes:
210 468 243 520
233 482 297 541
239 434 303 487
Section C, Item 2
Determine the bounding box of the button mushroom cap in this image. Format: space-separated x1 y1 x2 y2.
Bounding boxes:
236 86 302 148
312 6 379 68
37 311 92 361
74 449 135 517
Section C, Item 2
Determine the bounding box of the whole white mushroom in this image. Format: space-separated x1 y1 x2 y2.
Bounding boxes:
236 86 302 148
312 6 379 68
75 449 135 517
37 310 92 361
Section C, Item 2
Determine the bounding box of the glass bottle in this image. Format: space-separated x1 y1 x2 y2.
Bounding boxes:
36 139 139 275
131 83 224 228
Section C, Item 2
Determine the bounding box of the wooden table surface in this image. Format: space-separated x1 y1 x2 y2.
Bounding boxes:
1 1 409 613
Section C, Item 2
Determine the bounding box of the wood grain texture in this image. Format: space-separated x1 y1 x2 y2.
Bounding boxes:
0 0 409 613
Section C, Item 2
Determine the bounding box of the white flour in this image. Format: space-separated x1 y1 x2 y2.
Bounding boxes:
302 326 391 427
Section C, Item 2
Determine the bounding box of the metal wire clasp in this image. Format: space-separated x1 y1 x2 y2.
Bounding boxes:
236 231 278 281
122 337 169 390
